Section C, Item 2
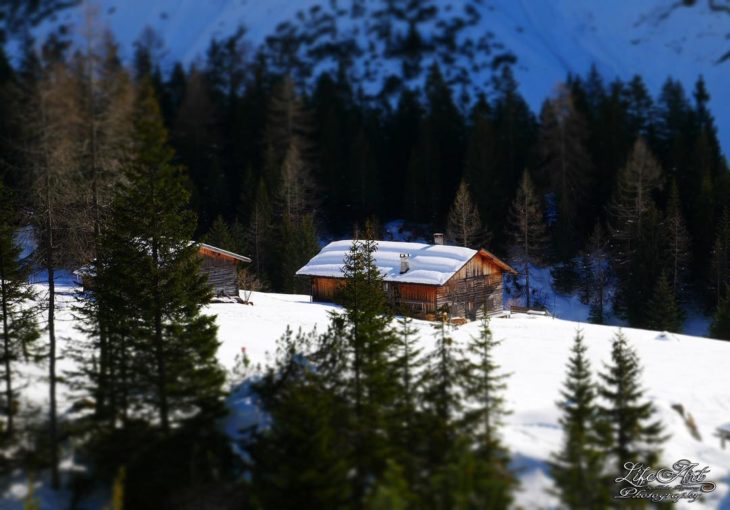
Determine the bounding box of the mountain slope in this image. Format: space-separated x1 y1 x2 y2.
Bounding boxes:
21 0 730 153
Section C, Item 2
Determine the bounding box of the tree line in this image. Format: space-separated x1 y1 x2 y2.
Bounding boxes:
1 27 729 332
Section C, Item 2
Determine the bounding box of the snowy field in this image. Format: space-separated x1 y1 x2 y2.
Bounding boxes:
4 279 730 509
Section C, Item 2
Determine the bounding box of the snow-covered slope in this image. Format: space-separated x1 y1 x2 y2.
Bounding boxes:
21 0 730 153
221 291 730 510
5 280 730 508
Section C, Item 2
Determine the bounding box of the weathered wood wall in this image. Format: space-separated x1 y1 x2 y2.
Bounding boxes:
436 254 504 319
386 282 438 317
200 256 238 296
308 253 506 320
312 276 344 302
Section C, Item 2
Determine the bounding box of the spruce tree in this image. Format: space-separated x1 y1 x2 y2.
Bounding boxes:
578 222 612 324
348 128 380 220
388 313 425 493
507 170 549 307
366 460 415 510
623 76 655 142
202 215 245 255
491 66 538 219
279 213 319 294
331 226 398 506
463 96 499 243
248 330 351 509
538 84 593 255
551 331 611 510
710 208 730 306
645 273 684 333
404 118 440 223
420 312 464 489
423 63 465 218
0 182 40 437
598 333 665 478
106 80 225 430
710 286 730 341
244 178 272 279
461 315 515 508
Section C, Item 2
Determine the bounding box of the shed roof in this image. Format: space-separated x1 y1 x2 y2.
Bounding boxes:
199 243 251 263
296 240 514 286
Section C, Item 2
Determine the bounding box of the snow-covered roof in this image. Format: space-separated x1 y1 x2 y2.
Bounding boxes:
199 243 251 263
296 240 511 286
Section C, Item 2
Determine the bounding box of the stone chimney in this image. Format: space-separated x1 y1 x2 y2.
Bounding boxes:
433 233 444 245
399 253 410 274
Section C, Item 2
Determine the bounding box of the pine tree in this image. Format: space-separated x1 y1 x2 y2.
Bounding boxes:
325 225 398 506
22 58 83 490
645 273 684 333
578 222 612 324
446 180 489 248
262 77 317 291
248 330 351 509
72 25 135 262
507 170 549 307
461 315 515 508
203 215 245 254
263 76 315 207
463 96 501 246
663 181 691 301
710 209 730 306
366 460 415 510
609 139 664 326
244 178 272 278
710 286 730 341
404 118 440 223
423 63 465 218
598 332 665 478
551 331 611 510
104 80 225 430
623 76 655 143
0 182 40 437
279 214 319 294
538 84 593 255
491 66 538 221
348 127 380 221
420 312 464 482
389 313 424 490
609 138 663 252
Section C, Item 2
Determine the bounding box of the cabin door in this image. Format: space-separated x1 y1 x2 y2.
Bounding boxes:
466 300 476 320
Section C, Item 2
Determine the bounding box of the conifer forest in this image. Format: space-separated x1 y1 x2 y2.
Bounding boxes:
0 1 729 509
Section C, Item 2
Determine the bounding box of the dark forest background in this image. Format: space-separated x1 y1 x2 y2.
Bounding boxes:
0 22 729 331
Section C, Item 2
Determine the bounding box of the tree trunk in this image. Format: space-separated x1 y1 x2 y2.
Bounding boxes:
152 238 169 432
0 253 13 437
48 251 59 489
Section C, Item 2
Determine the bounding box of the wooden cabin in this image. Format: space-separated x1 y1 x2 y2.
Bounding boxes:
198 243 251 298
296 237 516 320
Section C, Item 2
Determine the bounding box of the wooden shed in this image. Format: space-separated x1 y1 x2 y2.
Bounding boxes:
74 242 251 298
198 243 251 298
296 239 516 320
